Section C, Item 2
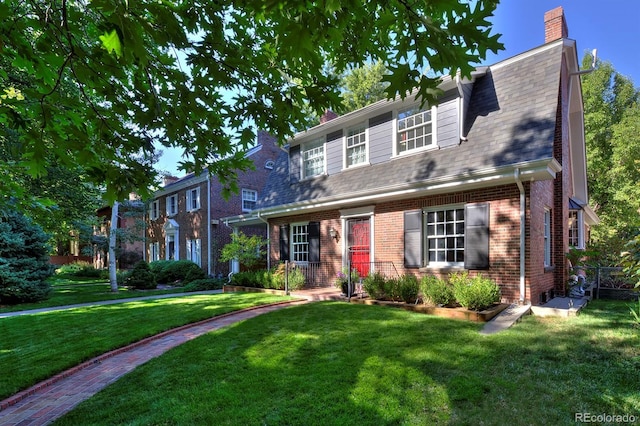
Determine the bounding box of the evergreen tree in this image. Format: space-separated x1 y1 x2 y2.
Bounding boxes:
0 211 54 304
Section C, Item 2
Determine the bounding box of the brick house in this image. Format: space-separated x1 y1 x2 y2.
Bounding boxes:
224 7 598 305
146 131 282 277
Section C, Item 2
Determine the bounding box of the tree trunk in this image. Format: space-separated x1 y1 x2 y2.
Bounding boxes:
109 201 119 292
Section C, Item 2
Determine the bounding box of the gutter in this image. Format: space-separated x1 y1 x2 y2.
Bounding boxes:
514 169 526 304
455 75 468 142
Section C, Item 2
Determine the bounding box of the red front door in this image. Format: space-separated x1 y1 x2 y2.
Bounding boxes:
348 219 370 278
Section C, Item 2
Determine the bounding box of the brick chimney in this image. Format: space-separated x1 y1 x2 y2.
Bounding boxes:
319 109 339 124
162 175 179 187
544 6 568 43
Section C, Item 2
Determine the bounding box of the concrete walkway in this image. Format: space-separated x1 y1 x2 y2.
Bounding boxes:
0 290 223 319
0 299 307 426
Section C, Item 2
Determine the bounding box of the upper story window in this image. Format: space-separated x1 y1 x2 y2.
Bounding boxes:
302 138 325 179
149 200 160 220
346 125 368 167
166 194 178 216
242 189 258 212
186 187 200 212
397 106 434 155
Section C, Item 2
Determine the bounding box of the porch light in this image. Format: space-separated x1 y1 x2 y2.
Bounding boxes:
329 226 339 241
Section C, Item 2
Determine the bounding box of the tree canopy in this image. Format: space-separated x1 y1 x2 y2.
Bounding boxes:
581 54 640 265
1 0 503 209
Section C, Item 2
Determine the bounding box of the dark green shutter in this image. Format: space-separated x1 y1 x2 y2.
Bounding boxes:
279 224 290 261
308 221 320 262
465 203 490 269
404 210 423 268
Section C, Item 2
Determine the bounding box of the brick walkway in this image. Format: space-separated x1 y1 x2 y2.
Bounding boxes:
0 300 307 426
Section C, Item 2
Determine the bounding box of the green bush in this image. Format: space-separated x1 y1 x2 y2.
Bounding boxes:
151 260 203 284
116 270 130 286
363 271 387 300
229 265 306 291
124 261 157 290
451 272 501 311
183 278 225 292
57 261 102 277
398 274 420 303
230 270 263 287
421 275 455 306
287 267 305 291
0 210 53 304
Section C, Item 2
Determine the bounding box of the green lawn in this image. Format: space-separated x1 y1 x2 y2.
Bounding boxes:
53 299 639 426
0 275 187 313
0 293 291 399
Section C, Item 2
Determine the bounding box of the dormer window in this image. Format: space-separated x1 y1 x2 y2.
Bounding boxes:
302 138 325 179
346 124 368 167
397 106 434 155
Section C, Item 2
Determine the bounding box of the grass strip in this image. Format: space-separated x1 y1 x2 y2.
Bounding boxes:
0 292 291 399
56 299 639 425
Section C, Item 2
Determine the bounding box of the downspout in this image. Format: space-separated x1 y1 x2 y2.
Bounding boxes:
257 212 270 270
455 75 469 142
207 176 212 276
514 169 526 304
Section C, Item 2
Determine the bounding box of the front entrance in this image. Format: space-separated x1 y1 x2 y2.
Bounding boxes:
347 218 370 278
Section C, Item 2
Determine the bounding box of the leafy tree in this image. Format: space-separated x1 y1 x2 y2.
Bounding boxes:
341 61 390 113
220 232 268 270
0 210 54 304
1 0 503 208
581 54 640 265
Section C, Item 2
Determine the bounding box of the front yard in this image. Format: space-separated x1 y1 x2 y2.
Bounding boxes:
53 299 639 425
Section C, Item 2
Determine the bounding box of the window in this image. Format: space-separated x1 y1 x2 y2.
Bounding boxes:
265 160 274 170
186 239 202 267
166 194 178 216
544 209 552 267
291 223 309 263
404 204 489 269
568 210 584 248
166 233 177 260
149 200 160 220
425 207 465 265
302 139 325 178
397 106 434 154
242 189 258 212
346 125 367 167
186 187 200 212
149 242 160 262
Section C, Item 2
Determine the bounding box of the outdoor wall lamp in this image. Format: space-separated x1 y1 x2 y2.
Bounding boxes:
329 226 339 242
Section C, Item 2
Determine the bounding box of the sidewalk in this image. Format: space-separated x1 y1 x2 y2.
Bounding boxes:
0 289 222 319
0 299 307 426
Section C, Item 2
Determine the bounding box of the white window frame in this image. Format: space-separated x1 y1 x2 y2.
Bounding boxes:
344 124 368 168
186 187 201 212
544 209 552 267
149 200 160 220
242 189 258 212
396 105 436 156
568 210 584 249
166 194 178 217
301 138 325 179
149 242 160 262
291 223 309 263
186 238 202 267
166 232 179 260
424 205 465 267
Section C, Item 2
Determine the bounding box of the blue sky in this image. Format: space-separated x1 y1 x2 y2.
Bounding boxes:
155 1 640 176
484 1 640 85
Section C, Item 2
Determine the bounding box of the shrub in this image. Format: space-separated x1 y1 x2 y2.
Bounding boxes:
124 261 157 290
421 275 455 306
398 274 420 303
151 260 203 284
183 278 225 292
0 210 54 304
451 272 501 311
287 267 305 291
57 261 101 277
230 270 263 288
363 271 387 300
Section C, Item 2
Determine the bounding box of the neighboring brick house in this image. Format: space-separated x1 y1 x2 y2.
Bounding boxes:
146 131 282 277
224 7 598 305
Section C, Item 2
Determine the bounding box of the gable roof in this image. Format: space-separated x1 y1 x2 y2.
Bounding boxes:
255 41 564 217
